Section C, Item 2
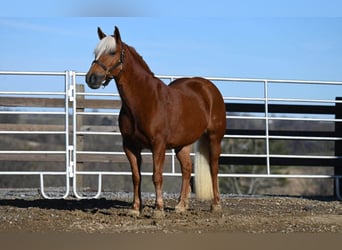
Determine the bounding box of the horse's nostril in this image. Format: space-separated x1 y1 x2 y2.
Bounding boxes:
90 74 97 83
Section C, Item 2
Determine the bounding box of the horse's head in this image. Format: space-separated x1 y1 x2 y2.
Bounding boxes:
86 26 125 89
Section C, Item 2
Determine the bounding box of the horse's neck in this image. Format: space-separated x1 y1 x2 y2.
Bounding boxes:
116 49 166 111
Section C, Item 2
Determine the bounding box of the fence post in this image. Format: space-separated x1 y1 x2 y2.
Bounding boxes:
76 84 84 189
335 97 342 198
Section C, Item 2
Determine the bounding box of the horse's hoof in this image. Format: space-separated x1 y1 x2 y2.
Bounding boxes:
211 204 222 213
175 203 189 214
152 209 165 219
175 205 186 214
127 209 140 217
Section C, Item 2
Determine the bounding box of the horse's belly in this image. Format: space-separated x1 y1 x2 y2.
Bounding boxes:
166 119 207 148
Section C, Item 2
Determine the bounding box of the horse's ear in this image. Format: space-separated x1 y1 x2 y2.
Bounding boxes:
97 27 106 40
114 26 122 43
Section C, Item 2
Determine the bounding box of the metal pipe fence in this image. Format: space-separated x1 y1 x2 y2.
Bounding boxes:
0 70 341 199
0 71 72 199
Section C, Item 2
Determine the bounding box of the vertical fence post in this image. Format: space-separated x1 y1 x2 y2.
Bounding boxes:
76 84 84 189
335 97 342 198
264 80 270 175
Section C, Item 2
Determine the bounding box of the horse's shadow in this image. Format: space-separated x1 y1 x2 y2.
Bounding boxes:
0 198 132 212
0 197 177 217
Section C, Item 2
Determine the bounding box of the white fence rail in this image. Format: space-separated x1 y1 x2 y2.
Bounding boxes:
0 71 341 199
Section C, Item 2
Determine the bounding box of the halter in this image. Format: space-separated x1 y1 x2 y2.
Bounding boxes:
91 47 126 87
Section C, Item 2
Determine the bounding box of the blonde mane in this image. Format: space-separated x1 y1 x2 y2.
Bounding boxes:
125 44 155 76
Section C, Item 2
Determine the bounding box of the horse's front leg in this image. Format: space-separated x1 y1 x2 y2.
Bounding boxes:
123 142 142 216
152 143 166 218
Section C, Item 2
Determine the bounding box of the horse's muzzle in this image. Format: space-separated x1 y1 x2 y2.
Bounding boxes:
85 73 105 89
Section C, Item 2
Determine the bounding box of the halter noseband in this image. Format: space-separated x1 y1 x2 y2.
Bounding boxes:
91 47 126 87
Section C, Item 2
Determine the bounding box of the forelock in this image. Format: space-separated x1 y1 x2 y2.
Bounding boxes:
94 36 116 60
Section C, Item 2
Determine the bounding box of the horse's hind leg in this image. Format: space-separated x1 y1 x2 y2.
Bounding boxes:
175 145 192 213
208 134 223 213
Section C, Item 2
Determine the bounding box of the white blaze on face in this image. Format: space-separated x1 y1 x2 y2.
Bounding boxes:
94 36 117 60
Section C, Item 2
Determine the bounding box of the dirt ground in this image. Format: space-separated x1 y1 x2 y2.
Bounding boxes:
0 192 341 234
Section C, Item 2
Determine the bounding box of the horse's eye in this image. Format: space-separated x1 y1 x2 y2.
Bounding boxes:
109 51 116 56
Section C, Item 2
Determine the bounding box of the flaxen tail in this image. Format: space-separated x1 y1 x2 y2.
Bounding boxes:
194 135 214 200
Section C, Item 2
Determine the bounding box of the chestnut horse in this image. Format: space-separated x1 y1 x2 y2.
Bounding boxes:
86 26 226 217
